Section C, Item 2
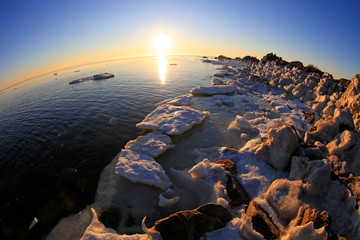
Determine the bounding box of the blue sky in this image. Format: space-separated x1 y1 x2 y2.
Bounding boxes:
1 0 359 89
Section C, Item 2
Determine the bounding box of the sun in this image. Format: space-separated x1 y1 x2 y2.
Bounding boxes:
153 34 172 54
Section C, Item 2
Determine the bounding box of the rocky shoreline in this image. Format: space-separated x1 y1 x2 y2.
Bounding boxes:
48 54 360 240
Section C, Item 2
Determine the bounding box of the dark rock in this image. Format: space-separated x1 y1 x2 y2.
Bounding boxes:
98 208 121 230
304 65 324 76
243 55 260 62
226 175 249 206
214 160 237 175
302 111 315 124
151 203 232 240
261 53 281 63
295 208 331 233
290 61 304 70
246 201 280 239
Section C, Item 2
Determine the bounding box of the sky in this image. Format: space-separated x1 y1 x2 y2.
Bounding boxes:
0 0 359 91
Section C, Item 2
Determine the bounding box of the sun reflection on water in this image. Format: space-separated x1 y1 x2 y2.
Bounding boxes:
157 54 167 85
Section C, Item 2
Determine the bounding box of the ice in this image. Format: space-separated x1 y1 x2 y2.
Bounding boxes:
124 132 173 158
282 222 327 240
115 150 171 190
212 95 233 105
211 76 226 85
235 115 252 130
136 104 209 135
155 94 192 106
265 179 305 221
190 85 236 95
158 188 180 208
80 208 152 240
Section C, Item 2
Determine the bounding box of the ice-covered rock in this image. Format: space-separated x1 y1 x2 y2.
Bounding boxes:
309 108 354 143
254 124 298 170
115 150 171 190
326 130 356 157
337 73 360 131
190 85 236 95
136 104 209 135
212 95 233 105
80 208 152 240
265 179 305 221
124 132 173 158
155 94 192 106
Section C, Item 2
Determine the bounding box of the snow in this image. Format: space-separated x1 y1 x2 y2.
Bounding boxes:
115 150 171 190
136 104 209 135
80 208 152 240
124 132 173 158
158 188 180 208
190 85 236 95
282 222 327 240
235 115 252 130
211 76 226 85
155 94 192 106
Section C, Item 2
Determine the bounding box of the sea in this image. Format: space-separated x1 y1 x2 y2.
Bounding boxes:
0 56 219 239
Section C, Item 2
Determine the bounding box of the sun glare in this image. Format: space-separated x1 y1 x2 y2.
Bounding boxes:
153 34 172 54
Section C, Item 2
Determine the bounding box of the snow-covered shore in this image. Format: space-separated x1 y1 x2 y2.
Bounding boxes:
47 55 360 240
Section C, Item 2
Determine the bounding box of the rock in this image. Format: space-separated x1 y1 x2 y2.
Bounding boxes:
136 104 209 135
214 160 237 175
148 203 232 240
343 176 360 207
302 111 315 124
254 124 299 170
337 73 360 131
124 132 172 158
115 150 171 190
295 208 331 232
290 61 304 70
309 108 354 143
326 130 356 157
190 85 236 95
226 175 250 206
93 72 114 80
155 94 193 106
246 201 280 239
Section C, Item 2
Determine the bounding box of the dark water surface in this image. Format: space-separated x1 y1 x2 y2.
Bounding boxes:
0 56 217 239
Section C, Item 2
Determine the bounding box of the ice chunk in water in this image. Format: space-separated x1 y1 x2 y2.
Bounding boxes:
190 85 236 95
125 132 173 158
155 94 193 106
136 104 209 135
115 150 171 190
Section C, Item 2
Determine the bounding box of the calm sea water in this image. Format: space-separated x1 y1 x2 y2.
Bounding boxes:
0 56 217 239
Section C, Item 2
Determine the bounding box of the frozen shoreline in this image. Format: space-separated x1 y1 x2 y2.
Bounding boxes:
48 55 360 240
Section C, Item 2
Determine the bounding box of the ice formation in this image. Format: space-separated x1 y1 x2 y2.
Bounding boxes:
190 85 236 95
136 104 209 135
114 150 171 190
155 94 192 106
124 132 173 158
